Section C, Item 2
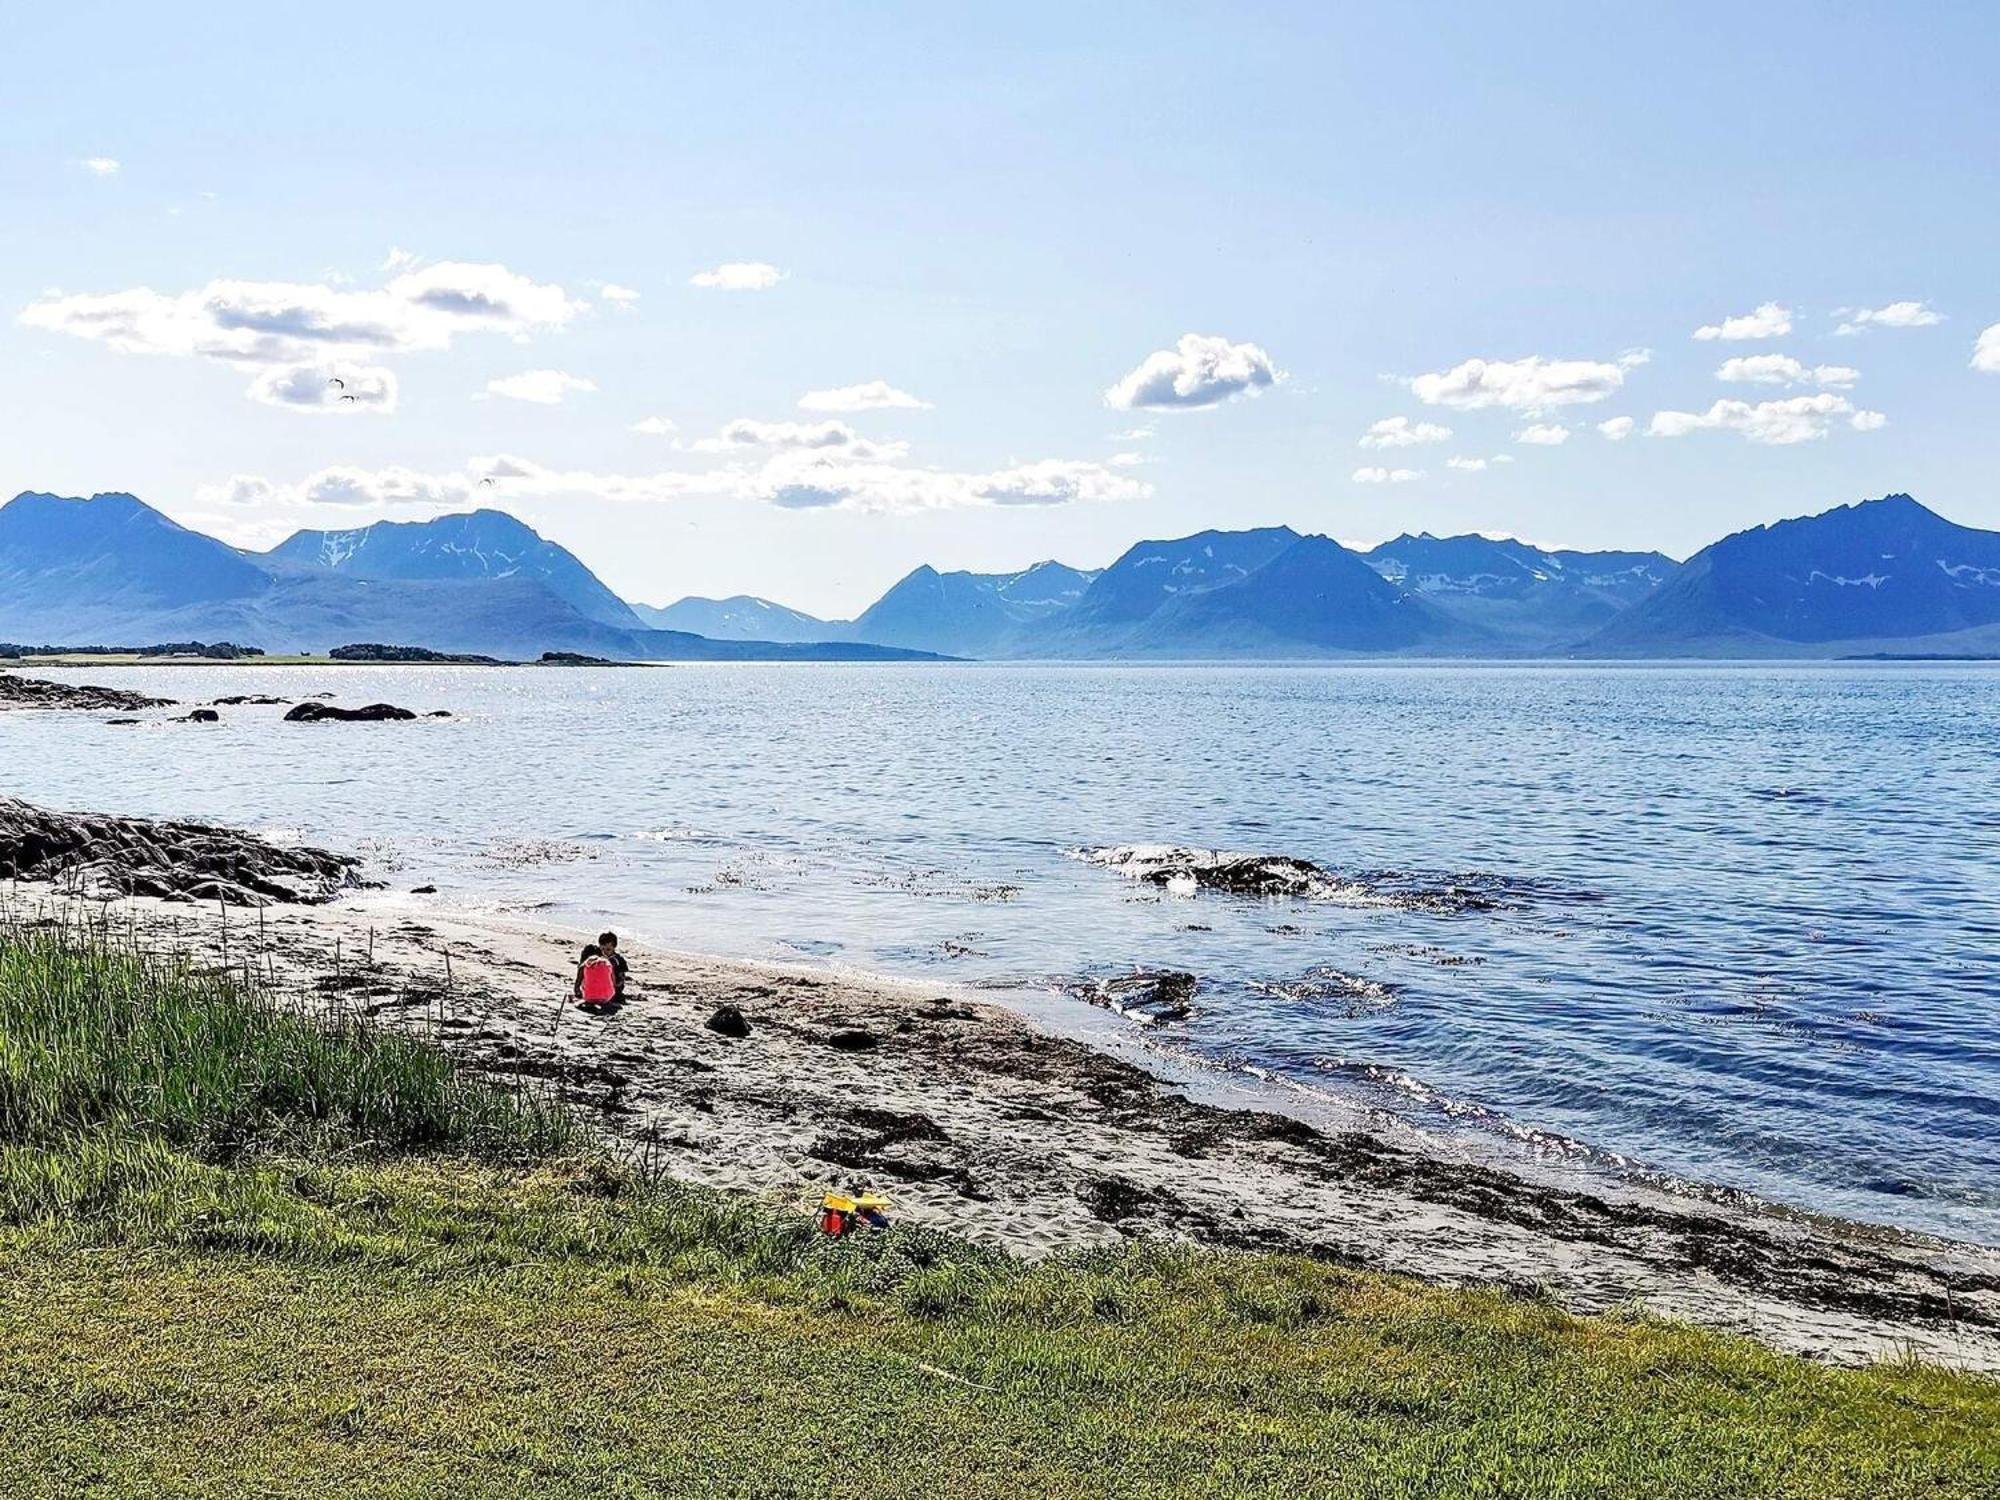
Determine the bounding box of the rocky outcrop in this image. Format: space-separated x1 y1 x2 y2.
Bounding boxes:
0 672 173 712
283 702 419 723
0 796 365 905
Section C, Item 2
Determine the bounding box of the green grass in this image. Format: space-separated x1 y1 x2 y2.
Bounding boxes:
0 920 1994 1498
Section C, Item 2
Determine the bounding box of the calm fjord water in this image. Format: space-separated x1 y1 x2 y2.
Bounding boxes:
6 662 1996 1243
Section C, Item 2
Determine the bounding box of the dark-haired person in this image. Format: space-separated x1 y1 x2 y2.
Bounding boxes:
573 931 630 1007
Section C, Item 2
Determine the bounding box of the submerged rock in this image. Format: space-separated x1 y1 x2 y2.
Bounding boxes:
0 672 174 712
283 701 420 723
1067 969 1198 1025
1073 844 1534 914
182 708 221 724
212 694 289 706
1075 845 1338 899
0 796 365 905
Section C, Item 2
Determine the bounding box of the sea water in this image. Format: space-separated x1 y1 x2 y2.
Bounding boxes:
4 660 1996 1243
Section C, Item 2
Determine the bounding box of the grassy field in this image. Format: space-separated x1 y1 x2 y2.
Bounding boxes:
0 917 1994 1498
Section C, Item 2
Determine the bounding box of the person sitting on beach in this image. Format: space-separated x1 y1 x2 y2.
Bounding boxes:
597 931 629 1000
573 932 630 1008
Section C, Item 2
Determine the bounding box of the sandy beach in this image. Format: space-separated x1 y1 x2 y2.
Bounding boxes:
8 876 1996 1374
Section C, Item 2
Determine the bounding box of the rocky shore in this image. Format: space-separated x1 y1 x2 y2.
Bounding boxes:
0 671 171 712
3 806 1994 1373
0 797 364 904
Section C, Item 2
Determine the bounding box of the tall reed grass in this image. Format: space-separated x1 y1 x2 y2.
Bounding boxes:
0 906 579 1162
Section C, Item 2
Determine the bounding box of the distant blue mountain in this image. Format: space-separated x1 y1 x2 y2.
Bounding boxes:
1587 494 2000 655
0 492 269 635
636 595 833 643
1366 532 1677 648
845 560 1100 656
0 493 938 661
1043 527 1299 644
264 509 642 628
1077 532 1476 657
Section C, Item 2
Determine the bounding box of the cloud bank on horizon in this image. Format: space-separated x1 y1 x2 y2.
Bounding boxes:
20 245 1991 531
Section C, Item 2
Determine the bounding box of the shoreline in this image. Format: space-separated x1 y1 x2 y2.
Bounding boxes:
9 880 1997 1372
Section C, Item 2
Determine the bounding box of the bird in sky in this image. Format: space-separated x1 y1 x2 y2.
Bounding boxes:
327 376 345 389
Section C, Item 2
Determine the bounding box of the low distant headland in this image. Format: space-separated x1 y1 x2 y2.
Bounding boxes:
4 640 644 668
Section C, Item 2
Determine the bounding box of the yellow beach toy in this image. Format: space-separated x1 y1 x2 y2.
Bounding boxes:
816 1190 892 1237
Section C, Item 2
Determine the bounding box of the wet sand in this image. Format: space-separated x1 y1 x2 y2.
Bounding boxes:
10 883 1999 1372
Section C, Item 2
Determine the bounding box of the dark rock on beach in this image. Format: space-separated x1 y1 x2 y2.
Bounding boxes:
212 693 289 706
283 701 420 723
182 708 220 724
706 1004 751 1039
0 671 174 712
0 796 365 905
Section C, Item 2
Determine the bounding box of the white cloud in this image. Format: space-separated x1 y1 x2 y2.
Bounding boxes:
689 261 783 291
1850 409 1888 432
1446 456 1488 472
1352 466 1423 484
19 261 582 408
248 364 397 414
687 417 907 460
1835 300 1941 335
1693 302 1792 341
200 463 483 512
1107 452 1147 467
1715 354 1858 388
630 415 678 436
80 156 121 177
600 283 641 306
1358 416 1451 449
1647 393 1859 445
797 380 931 412
1407 352 1639 412
735 451 1156 513
1597 416 1636 441
1110 425 1156 441
1974 323 2000 374
1516 423 1570 446
485 369 596 404
1105 333 1281 410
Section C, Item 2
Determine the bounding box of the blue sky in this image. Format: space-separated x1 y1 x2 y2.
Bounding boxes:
4 2 1997 615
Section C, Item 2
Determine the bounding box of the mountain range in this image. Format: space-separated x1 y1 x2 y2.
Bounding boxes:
0 495 933 662
3 489 1996 661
